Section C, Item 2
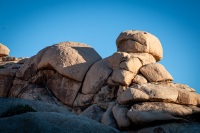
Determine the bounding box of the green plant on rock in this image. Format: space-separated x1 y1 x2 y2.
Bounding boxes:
1 104 37 118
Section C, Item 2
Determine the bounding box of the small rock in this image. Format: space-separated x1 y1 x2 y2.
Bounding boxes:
112 69 135 86
132 74 148 84
80 104 105 123
119 57 142 74
130 53 156 65
112 105 131 128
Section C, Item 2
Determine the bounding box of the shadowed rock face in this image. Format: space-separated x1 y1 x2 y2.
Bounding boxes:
0 30 200 132
0 98 119 133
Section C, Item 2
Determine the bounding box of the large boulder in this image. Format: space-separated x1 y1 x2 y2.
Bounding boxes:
127 109 184 125
0 97 70 114
38 42 101 82
9 42 101 107
140 63 173 82
130 102 200 117
0 43 10 57
117 83 200 106
0 112 119 133
112 105 131 128
16 46 50 80
82 59 112 94
116 30 163 61
0 98 119 133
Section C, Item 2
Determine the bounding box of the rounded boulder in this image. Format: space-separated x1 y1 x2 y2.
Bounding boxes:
0 43 10 56
116 30 163 61
38 41 102 82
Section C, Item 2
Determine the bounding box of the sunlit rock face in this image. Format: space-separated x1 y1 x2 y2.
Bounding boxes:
1 31 200 132
1 41 102 107
0 43 10 56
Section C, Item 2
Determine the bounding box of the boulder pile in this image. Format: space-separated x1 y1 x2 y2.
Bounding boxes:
0 30 200 132
77 30 200 132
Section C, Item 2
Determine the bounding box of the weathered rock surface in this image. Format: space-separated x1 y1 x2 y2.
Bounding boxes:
46 72 82 106
1 31 200 132
116 30 163 61
112 69 135 86
0 74 14 97
117 83 200 106
127 109 184 125
0 43 10 57
136 123 200 133
7 42 101 107
94 85 116 104
0 98 119 133
38 42 101 82
73 93 94 107
130 53 156 65
15 46 49 80
0 60 25 98
82 59 112 94
119 57 142 74
79 104 105 122
112 105 131 128
0 97 70 114
132 74 148 84
140 63 173 82
0 112 119 133
130 102 200 117
101 103 118 128
107 52 130 70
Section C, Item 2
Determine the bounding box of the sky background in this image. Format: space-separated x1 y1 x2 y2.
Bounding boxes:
0 0 200 92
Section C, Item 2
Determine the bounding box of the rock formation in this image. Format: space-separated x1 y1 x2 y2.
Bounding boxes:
0 30 200 132
0 98 118 133
0 43 10 61
0 43 17 61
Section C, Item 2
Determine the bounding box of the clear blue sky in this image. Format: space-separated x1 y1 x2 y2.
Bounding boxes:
0 0 200 93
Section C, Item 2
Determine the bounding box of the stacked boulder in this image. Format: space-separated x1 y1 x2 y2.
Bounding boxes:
77 30 200 132
1 31 200 132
